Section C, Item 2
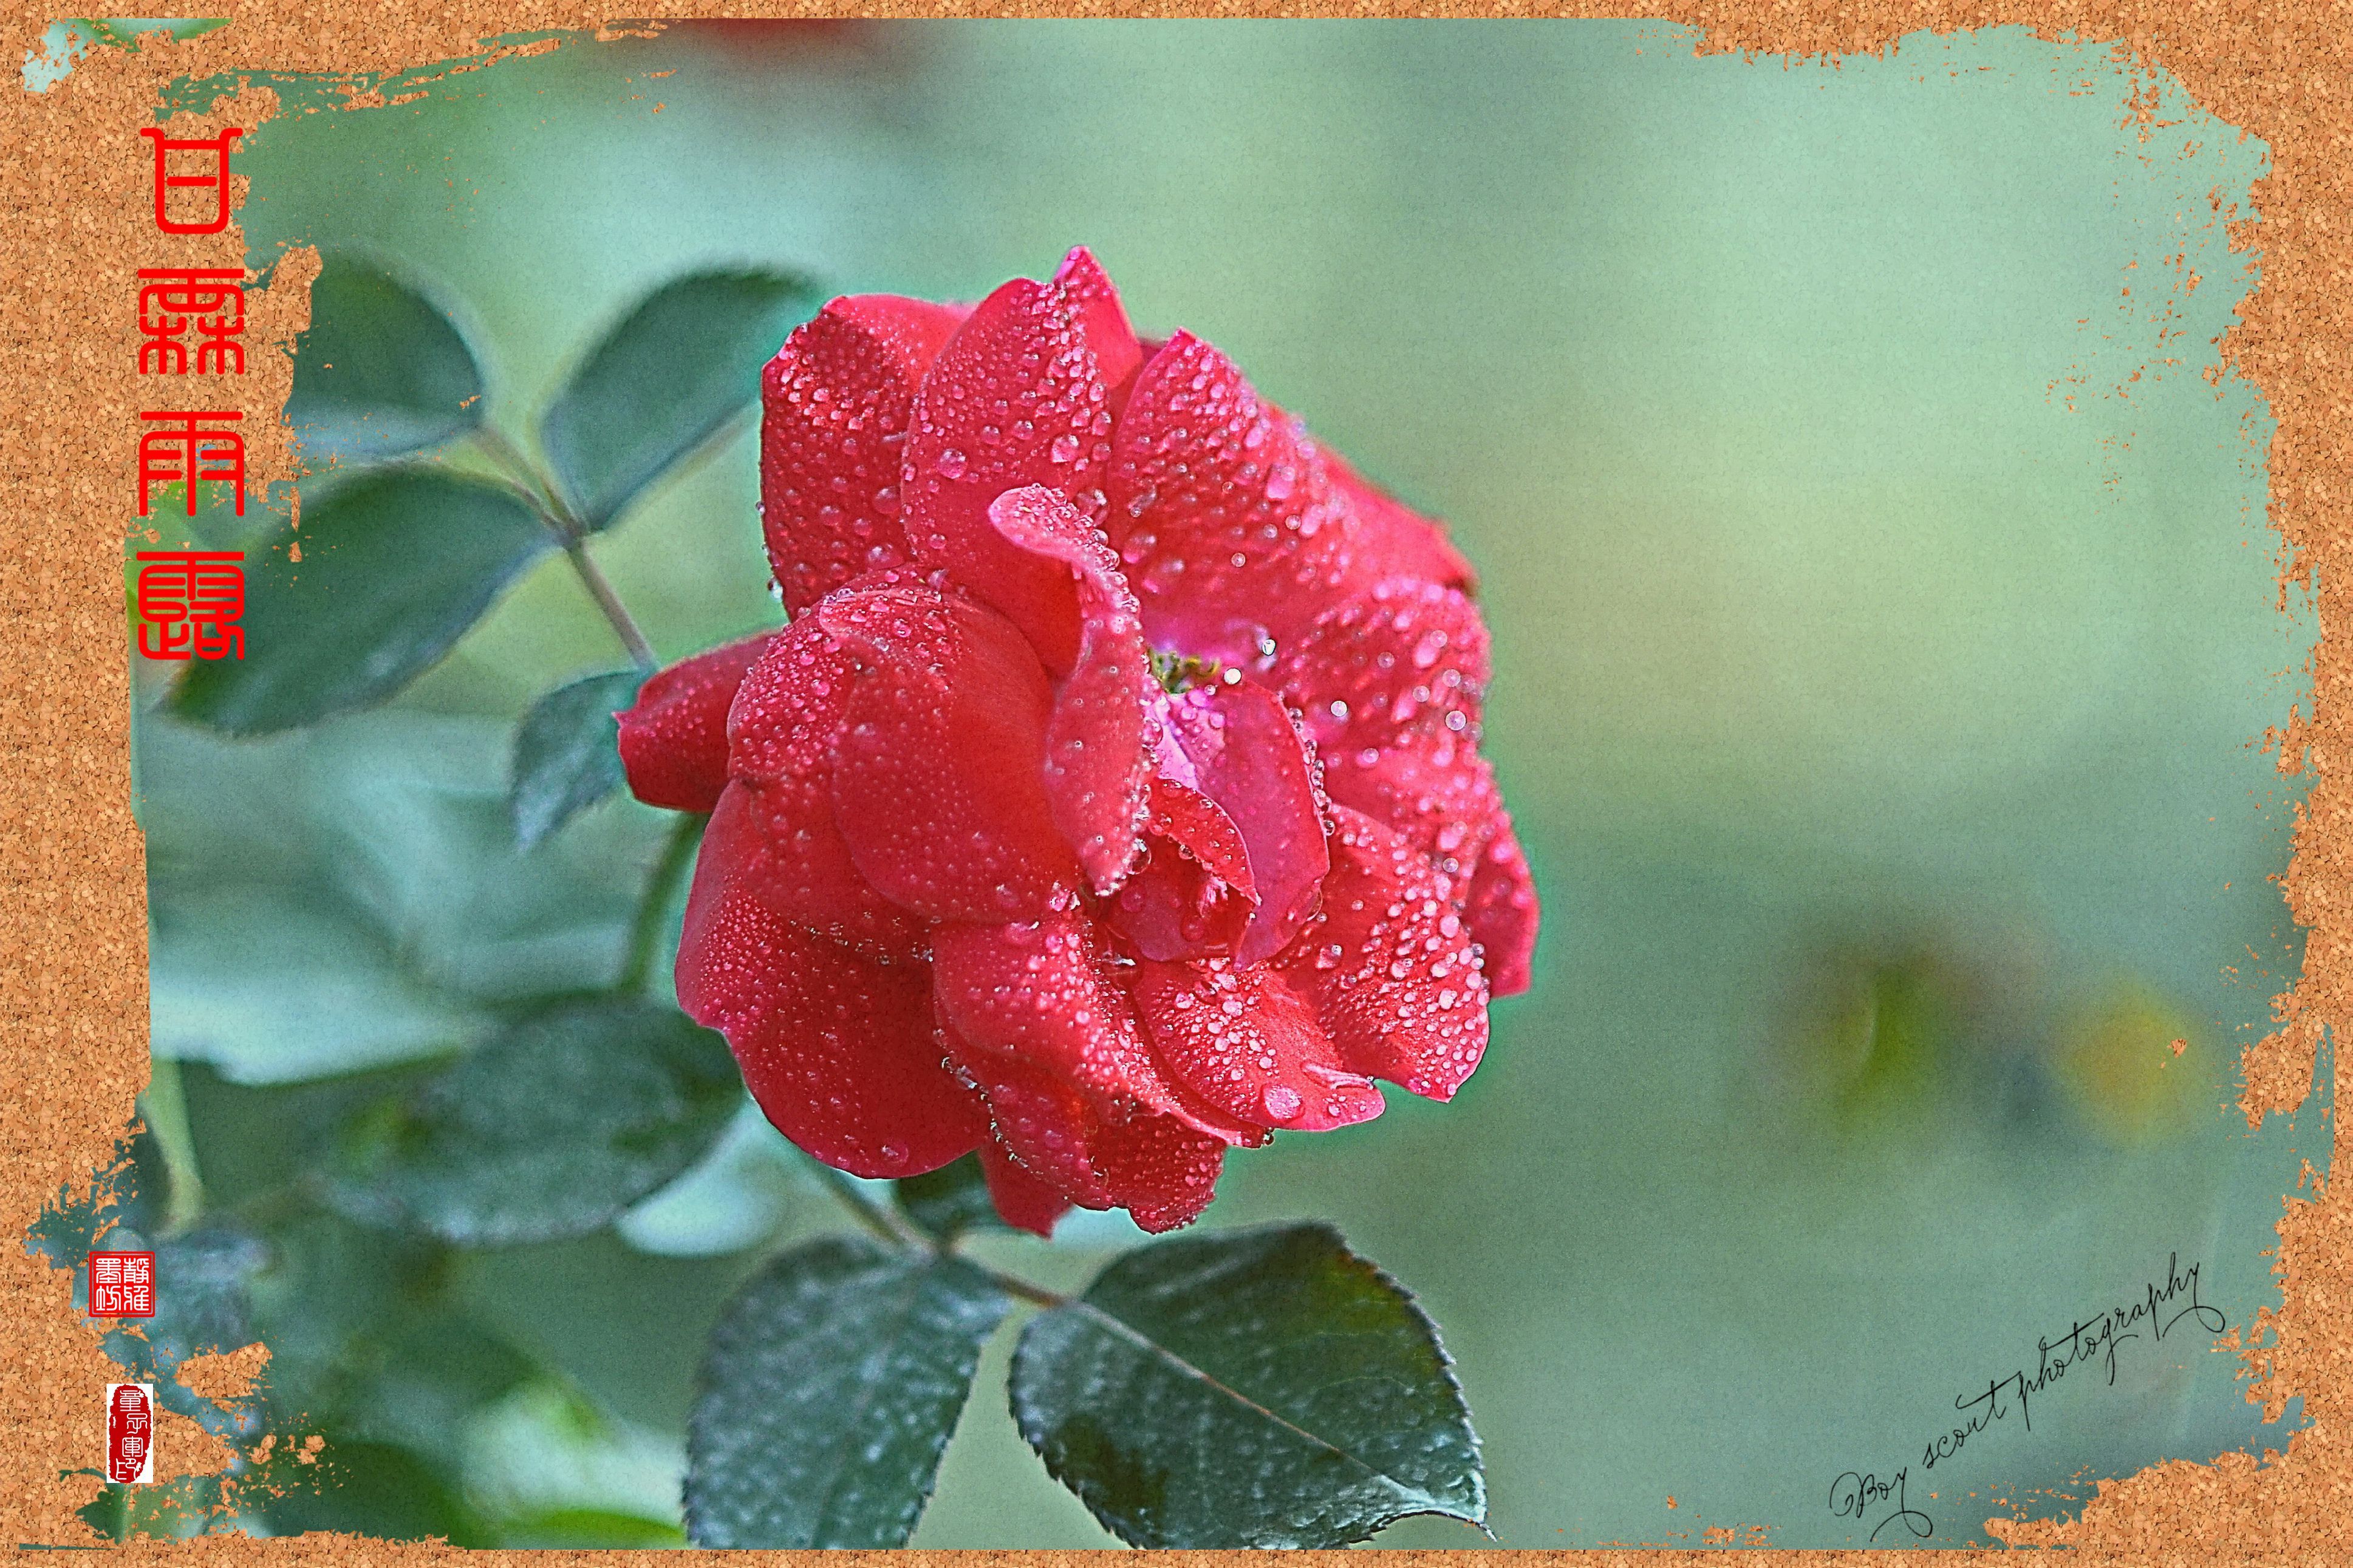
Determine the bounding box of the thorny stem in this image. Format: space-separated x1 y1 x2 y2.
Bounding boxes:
619 811 706 997
469 426 658 671
138 1055 205 1239
800 1153 1071 1309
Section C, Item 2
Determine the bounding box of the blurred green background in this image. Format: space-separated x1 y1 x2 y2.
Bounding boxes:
97 18 2319 1550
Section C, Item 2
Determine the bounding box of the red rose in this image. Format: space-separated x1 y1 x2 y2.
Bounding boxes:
618 249 1538 1235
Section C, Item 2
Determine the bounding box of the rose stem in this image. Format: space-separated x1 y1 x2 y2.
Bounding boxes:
469 424 658 672
138 1053 205 1238
797 1153 1070 1309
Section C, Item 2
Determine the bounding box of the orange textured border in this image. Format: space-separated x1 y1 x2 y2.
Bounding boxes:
2 2 2342 1560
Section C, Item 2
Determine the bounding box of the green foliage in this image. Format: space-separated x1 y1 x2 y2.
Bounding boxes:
893 1151 1013 1243
1010 1223 1484 1548
140 711 657 1084
318 998 740 1247
497 1509 689 1548
251 1438 494 1546
509 669 647 850
539 270 819 533
286 254 486 466
685 1238 1009 1547
169 471 553 735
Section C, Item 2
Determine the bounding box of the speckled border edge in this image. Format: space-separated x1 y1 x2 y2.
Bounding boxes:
2 2 2340 1559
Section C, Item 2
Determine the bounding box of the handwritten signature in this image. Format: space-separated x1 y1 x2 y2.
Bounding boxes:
1829 1467 1932 1542
1828 1252 2225 1543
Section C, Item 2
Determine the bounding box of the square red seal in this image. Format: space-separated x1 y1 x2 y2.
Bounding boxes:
106 1383 155 1485
87 1252 154 1319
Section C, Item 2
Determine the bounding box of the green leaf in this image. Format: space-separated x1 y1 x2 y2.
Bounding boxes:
615 1098 805 1258
320 998 741 1246
169 470 555 735
347 1311 541 1466
255 1437 494 1546
509 669 646 849
1008 1222 1484 1548
296 712 656 1002
499 1510 688 1549
138 711 662 1084
539 269 818 533
289 253 486 465
685 1236 1010 1547
150 884 487 1083
893 1151 1011 1243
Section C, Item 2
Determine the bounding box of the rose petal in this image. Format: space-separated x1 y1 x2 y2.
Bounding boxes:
1132 958 1386 1133
943 1009 1234 1232
1276 578 1489 762
979 1139 1072 1237
988 486 1153 893
1101 779 1256 962
724 613 923 956
616 633 777 813
1461 814 1538 998
1276 578 1497 873
1327 455 1477 594
1286 805 1490 1102
931 913 1257 1145
1051 246 1144 409
676 783 986 1177
1090 1112 1227 1233
1105 332 1359 665
900 277 1111 669
1157 680 1330 966
940 1026 1113 1207
761 295 968 613
818 585 1080 921
1321 739 1502 882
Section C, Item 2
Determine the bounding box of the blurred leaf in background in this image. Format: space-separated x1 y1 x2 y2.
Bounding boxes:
285 254 487 467
540 270 819 533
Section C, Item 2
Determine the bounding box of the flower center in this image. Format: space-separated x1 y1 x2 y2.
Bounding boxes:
1150 647 1226 694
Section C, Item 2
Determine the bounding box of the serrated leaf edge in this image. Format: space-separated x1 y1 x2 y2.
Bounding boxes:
1008 1220 1486 1548
684 1238 1011 1549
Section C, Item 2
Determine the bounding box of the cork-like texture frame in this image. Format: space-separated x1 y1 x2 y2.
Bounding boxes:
3 2 2342 1559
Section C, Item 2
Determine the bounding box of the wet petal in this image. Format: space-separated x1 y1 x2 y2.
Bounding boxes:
979 1139 1073 1238
675 783 986 1178
1101 779 1255 962
760 295 968 612
616 633 777 813
1322 739 1501 884
900 277 1111 668
1132 958 1385 1133
724 615 921 956
1461 816 1539 998
1157 680 1330 966
944 1005 1237 1232
818 585 1080 921
1275 578 1489 762
1090 1111 1227 1233
1286 806 1490 1103
1051 246 1144 409
941 1026 1113 1208
931 913 1257 1145
1326 455 1477 593
1105 332 1359 665
988 486 1153 891
1278 579 1501 877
